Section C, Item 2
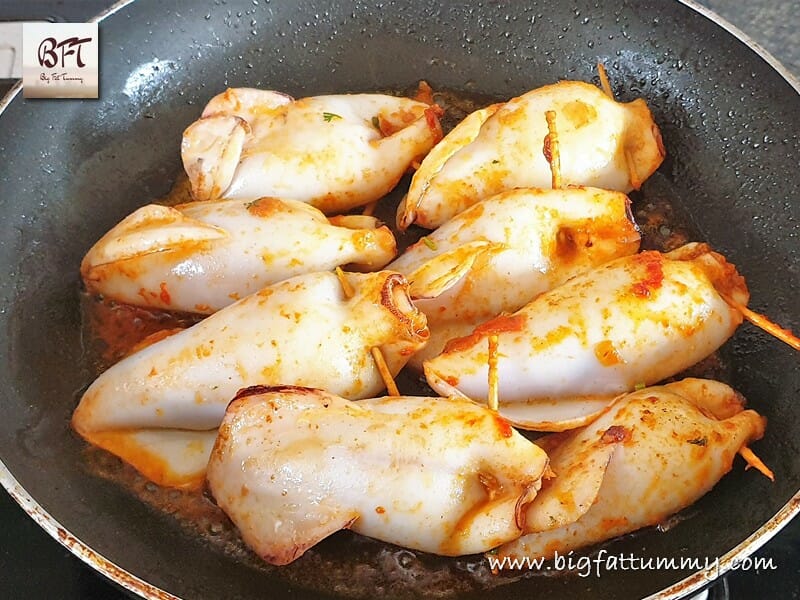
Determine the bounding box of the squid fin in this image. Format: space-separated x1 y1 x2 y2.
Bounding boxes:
397 104 501 230
182 114 250 201
259 511 360 566
525 440 616 532
81 204 227 272
201 87 293 120
498 397 616 432
408 241 503 300
78 428 218 490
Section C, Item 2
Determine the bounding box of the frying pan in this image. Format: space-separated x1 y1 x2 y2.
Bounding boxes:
0 0 798 598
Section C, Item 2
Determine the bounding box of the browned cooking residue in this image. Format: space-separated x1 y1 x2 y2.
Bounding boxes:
601 425 632 444
81 293 204 369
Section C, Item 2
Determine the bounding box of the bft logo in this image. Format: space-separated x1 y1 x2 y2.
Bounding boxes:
37 36 93 69
23 23 98 99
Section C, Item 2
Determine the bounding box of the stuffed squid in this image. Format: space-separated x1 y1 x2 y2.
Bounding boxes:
182 88 442 212
398 80 665 229
424 243 749 430
498 378 766 560
387 186 640 368
206 386 549 564
71 270 428 488
81 197 396 314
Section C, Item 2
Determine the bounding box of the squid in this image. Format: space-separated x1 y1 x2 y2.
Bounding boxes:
182 88 442 212
205 386 549 565
81 197 396 314
424 242 749 430
71 270 429 488
397 80 665 230
498 378 767 560
387 186 640 369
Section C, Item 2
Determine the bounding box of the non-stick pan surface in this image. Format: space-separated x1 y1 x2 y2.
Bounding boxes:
0 1 798 598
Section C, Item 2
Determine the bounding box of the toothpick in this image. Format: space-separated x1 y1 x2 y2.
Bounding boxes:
371 346 400 396
335 266 355 299
597 62 614 99
362 201 377 217
336 267 400 396
544 110 562 190
487 334 499 412
721 293 800 351
625 147 643 191
596 62 641 191
739 446 775 481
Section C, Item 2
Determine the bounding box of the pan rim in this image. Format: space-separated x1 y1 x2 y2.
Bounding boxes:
0 0 798 599
0 459 178 600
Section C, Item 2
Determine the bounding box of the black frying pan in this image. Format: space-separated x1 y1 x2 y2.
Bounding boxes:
1 1 798 598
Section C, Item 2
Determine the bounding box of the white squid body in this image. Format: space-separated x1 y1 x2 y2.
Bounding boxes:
398 80 665 230
182 88 442 212
387 187 640 368
71 270 429 489
424 243 749 431
81 197 396 314
498 378 766 560
206 386 549 564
